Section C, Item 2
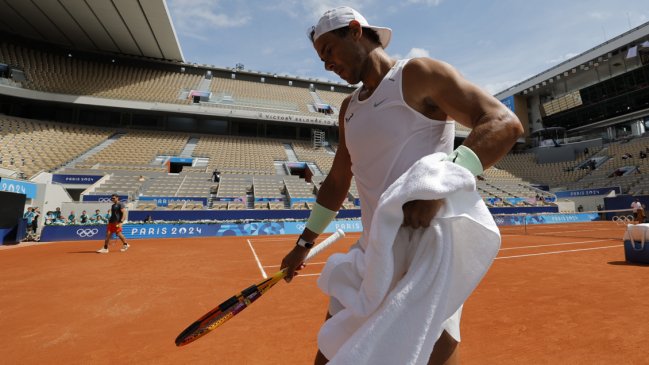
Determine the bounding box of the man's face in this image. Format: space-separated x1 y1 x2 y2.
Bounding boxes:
111 196 118 203
313 27 364 84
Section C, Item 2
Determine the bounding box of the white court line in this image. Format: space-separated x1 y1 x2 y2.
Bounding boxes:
246 239 268 279
496 245 619 260
500 239 613 251
298 273 321 277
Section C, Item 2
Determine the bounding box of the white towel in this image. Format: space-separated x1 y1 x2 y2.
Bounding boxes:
317 153 501 364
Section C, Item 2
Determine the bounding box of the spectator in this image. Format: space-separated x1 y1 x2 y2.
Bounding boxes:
44 211 55 225
597 204 605 219
105 209 111 223
23 207 35 234
138 175 145 182
68 211 76 224
631 199 643 222
31 207 40 236
91 209 104 223
53 207 62 220
583 147 589 155
144 214 154 223
80 210 89 224
212 169 221 183
577 205 584 212
640 150 647 159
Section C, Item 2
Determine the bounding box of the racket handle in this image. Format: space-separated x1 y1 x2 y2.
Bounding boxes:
305 229 345 261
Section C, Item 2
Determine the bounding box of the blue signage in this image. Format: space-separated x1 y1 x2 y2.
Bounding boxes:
169 157 193 164
493 212 601 227
0 177 37 198
500 96 515 113
39 219 364 242
52 174 103 184
82 194 128 202
554 187 621 198
138 196 208 207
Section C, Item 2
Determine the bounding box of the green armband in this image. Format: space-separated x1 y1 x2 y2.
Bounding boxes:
305 202 338 234
445 145 483 176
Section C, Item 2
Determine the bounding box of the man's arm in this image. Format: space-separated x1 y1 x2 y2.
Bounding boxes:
119 206 127 224
281 96 354 281
399 58 524 228
404 58 524 167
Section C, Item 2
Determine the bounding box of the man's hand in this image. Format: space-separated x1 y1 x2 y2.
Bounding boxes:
402 199 444 228
280 245 310 283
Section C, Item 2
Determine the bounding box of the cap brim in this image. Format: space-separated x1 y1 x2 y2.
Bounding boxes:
371 26 392 49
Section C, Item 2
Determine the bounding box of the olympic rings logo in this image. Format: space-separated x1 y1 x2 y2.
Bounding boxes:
76 228 99 238
97 197 111 203
296 223 306 231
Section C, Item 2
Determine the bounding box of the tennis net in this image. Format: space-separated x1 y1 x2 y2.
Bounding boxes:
493 209 636 240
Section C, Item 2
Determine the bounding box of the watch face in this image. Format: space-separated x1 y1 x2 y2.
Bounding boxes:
297 237 313 248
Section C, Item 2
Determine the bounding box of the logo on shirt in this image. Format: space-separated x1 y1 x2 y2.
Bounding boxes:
374 98 388 107
345 113 355 124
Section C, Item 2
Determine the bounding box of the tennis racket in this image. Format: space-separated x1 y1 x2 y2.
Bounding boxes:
175 229 346 347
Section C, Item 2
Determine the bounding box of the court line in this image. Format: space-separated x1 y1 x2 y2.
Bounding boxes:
500 239 614 250
246 239 268 279
496 245 619 259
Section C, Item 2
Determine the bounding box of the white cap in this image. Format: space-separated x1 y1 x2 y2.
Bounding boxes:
310 6 392 49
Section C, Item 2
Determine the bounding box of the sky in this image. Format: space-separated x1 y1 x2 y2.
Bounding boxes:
166 0 649 95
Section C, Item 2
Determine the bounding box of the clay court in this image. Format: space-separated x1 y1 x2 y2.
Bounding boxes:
0 225 647 365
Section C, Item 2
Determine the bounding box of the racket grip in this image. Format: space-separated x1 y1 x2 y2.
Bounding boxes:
305 229 345 261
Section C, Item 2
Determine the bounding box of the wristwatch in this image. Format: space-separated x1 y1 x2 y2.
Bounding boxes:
296 237 314 249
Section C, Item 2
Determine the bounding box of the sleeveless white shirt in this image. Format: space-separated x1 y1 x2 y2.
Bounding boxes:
344 59 455 249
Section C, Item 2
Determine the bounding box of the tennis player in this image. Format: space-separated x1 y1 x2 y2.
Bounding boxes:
96 194 130 253
280 6 523 365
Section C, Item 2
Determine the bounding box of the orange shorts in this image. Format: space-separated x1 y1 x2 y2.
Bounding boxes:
107 222 123 234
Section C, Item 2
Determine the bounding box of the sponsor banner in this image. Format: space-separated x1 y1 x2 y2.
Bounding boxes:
123 224 217 239
0 177 37 198
505 197 527 205
138 196 208 207
554 187 621 198
493 212 601 227
41 224 217 241
213 197 245 202
82 194 128 203
169 157 193 164
52 174 103 184
290 197 316 204
254 197 284 202
39 219 364 242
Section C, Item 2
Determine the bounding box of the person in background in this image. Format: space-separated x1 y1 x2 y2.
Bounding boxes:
631 199 643 222
68 211 76 224
23 207 35 234
96 194 130 254
91 209 104 223
31 207 40 234
80 210 89 224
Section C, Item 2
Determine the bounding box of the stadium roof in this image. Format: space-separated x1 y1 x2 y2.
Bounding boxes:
495 20 649 99
0 0 184 62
